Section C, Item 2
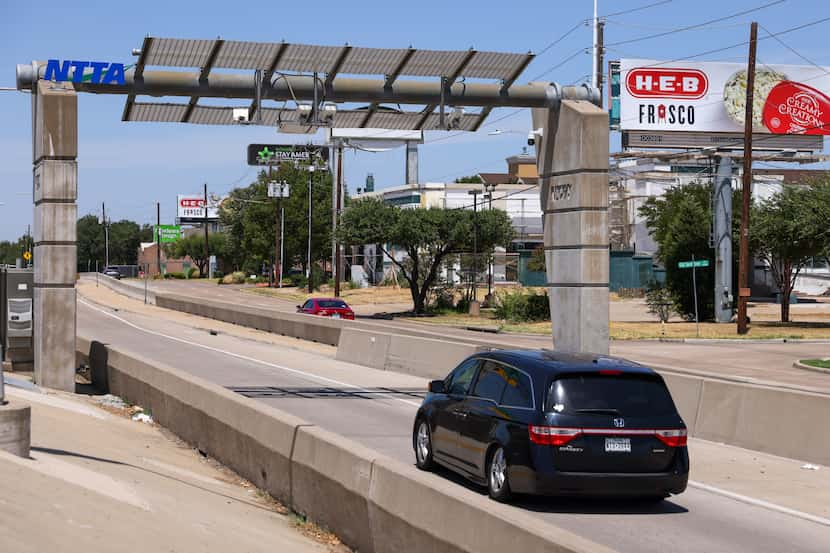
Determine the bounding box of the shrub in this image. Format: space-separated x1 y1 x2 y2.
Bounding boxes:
221 271 247 285
645 283 676 323
186 267 199 279
164 272 186 279
348 279 362 290
494 289 551 322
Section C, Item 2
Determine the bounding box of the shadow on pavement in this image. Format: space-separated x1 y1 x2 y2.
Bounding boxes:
427 463 688 515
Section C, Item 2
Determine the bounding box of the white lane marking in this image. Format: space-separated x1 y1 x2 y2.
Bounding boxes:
688 480 830 527
79 298 422 409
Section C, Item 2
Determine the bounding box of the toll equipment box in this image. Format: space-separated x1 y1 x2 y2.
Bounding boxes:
1 267 34 361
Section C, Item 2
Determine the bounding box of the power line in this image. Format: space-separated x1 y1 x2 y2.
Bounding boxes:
605 0 786 47
758 23 830 76
601 0 674 19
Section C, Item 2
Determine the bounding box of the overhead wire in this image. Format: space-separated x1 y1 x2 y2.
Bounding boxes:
605 0 786 47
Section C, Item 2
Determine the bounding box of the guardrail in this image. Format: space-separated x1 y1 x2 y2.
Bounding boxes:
77 335 615 553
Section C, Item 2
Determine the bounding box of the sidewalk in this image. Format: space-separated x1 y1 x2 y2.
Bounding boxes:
0 384 338 553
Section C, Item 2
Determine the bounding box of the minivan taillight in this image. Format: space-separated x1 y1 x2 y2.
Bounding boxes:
529 425 581 446
655 429 687 447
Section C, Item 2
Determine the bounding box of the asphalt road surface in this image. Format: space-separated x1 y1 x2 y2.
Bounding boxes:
77 295 830 553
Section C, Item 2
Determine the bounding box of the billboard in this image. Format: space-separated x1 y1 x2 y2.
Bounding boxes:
247 144 329 166
620 59 830 137
176 195 223 224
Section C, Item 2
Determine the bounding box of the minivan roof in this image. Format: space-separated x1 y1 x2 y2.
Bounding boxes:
473 349 657 378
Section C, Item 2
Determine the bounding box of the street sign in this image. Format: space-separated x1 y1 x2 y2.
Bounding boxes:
155 224 182 243
247 144 329 167
22 251 31 261
267 181 290 198
678 259 709 269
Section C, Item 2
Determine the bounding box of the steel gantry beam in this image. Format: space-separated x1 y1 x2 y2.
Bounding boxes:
121 36 153 122
359 48 417 128
182 39 225 123
415 48 477 131
472 52 535 131
18 64 595 109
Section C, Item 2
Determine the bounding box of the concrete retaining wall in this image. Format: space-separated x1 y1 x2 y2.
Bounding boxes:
78 335 613 553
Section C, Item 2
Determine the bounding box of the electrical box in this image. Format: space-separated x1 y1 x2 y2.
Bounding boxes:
1 267 34 366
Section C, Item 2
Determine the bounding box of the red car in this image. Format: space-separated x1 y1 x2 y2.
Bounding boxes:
297 298 355 320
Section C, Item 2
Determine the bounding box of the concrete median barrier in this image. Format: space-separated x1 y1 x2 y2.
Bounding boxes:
93 273 156 304
84 336 305 503
368 457 615 553
692 378 830 465
337 327 486 379
291 426 377 553
77 335 617 553
661 372 704 434
155 294 343 346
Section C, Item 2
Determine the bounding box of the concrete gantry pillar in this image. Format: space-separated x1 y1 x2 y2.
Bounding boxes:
713 155 734 323
32 80 78 391
533 99 610 354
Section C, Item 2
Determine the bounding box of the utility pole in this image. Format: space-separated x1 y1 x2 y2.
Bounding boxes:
307 165 315 293
737 22 758 335
156 201 161 277
203 183 210 278
591 0 599 89
102 202 109 268
595 18 605 99
334 144 343 297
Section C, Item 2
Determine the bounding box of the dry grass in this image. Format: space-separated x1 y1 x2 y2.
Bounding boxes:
413 314 830 340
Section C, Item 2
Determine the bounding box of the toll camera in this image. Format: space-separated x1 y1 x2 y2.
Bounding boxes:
232 108 249 124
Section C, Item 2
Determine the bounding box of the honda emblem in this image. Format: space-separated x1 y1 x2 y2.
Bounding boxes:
613 418 625 428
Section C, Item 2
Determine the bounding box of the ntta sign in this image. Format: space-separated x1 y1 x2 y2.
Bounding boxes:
44 59 127 85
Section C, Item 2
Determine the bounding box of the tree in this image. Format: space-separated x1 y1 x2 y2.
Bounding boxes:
167 232 228 276
338 198 514 313
455 175 483 184
0 235 28 265
220 165 333 274
639 183 741 321
750 185 825 322
77 214 105 271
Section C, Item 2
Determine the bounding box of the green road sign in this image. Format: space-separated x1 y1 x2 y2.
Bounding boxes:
155 224 182 243
678 259 710 269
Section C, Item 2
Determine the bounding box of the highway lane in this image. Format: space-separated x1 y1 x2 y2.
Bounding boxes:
78 296 830 553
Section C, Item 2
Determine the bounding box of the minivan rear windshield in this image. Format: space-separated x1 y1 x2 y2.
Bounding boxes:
546 374 676 417
318 300 347 308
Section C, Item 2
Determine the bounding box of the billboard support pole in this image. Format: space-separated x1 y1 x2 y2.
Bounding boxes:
334 144 343 298
203 182 210 278
737 22 758 335
156 201 161 276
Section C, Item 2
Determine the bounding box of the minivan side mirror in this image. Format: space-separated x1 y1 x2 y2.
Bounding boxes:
428 380 445 394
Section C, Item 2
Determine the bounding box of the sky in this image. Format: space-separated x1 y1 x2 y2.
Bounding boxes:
0 0 827 239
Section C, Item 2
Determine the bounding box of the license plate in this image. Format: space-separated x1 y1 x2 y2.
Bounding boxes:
331 313 341 319
605 437 631 453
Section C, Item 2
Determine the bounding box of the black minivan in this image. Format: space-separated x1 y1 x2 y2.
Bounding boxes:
412 350 689 502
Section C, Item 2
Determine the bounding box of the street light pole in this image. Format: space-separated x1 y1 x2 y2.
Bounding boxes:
484 183 497 301
467 190 481 305
307 165 315 293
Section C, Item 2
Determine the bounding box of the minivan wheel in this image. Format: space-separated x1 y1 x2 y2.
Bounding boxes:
487 446 512 502
415 420 434 470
